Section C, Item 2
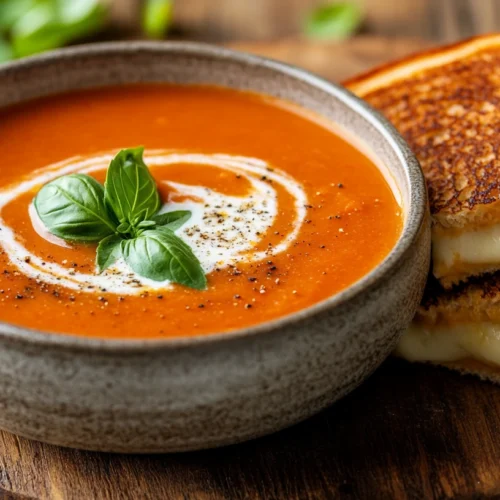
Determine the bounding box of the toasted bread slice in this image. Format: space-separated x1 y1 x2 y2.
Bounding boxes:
394 272 500 383
345 34 500 288
346 35 500 383
415 272 500 325
441 359 500 384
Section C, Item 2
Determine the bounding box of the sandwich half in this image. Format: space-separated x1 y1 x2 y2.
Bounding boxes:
345 34 500 379
346 34 500 289
397 273 500 381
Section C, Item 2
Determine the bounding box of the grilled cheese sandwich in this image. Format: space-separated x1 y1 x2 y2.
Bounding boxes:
346 34 500 380
396 271 500 371
346 34 500 288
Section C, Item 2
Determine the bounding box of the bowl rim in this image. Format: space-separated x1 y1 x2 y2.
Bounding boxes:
0 40 427 352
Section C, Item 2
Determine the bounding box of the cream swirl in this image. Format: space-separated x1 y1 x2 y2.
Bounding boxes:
0 151 307 295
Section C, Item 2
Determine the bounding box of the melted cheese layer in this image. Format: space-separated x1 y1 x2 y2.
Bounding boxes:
397 322 500 366
433 224 500 277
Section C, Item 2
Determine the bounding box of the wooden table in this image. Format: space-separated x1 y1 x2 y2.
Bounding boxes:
3 37 500 499
116 0 500 43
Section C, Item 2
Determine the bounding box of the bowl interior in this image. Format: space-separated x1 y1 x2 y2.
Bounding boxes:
0 42 426 347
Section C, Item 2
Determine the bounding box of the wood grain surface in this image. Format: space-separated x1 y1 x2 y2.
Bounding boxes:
228 36 432 83
113 0 500 43
2 33 500 500
172 0 431 41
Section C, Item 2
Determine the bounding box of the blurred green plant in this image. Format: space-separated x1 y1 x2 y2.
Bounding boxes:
304 2 362 40
0 0 174 63
0 0 107 60
142 0 172 39
0 37 13 62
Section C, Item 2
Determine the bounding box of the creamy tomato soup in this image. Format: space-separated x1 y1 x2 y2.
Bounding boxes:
0 85 402 339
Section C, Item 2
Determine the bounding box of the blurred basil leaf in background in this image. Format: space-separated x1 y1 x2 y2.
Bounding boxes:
11 0 107 58
0 0 30 61
0 0 176 63
0 0 34 32
304 2 362 40
0 37 12 61
142 0 172 39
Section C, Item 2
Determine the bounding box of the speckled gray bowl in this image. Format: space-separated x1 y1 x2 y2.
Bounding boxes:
0 42 430 453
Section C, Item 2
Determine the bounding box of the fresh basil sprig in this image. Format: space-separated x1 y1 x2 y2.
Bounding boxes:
152 210 192 231
34 148 207 290
96 234 122 274
105 147 161 227
122 227 206 290
35 173 116 242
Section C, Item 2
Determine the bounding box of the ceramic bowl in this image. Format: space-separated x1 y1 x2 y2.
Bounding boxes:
0 42 430 452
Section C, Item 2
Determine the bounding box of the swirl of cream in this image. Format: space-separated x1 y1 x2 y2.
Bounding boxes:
0 151 307 295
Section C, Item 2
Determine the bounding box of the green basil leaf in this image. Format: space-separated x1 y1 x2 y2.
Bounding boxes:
136 220 156 229
304 2 362 40
116 221 132 234
96 234 122 273
11 0 107 58
152 210 191 231
105 147 161 226
121 227 207 290
142 0 173 39
35 173 116 242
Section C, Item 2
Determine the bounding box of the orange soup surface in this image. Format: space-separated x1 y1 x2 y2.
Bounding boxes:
0 85 402 339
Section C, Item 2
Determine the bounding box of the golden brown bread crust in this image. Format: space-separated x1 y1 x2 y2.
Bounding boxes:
346 34 500 95
436 263 500 290
438 358 500 384
345 34 500 231
415 271 500 325
350 35 500 378
397 356 500 384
